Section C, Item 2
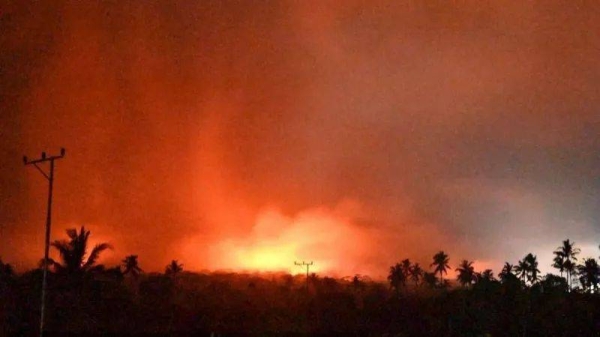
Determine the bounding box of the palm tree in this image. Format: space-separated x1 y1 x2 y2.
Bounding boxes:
523 253 541 285
431 251 450 286
423 272 438 289
165 260 183 276
552 253 565 278
388 263 406 293
529 254 540 284
409 263 423 287
563 259 575 288
499 262 515 283
515 258 529 284
400 259 412 276
122 255 143 277
476 269 496 283
455 260 475 287
51 226 111 275
554 239 580 290
577 258 599 293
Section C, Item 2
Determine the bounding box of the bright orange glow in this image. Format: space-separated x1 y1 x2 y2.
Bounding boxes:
182 203 373 276
229 243 302 274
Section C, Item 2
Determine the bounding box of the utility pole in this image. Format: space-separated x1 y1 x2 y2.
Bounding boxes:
294 261 313 292
24 148 65 337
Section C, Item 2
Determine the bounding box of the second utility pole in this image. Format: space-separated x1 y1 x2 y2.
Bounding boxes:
294 261 313 292
24 148 65 337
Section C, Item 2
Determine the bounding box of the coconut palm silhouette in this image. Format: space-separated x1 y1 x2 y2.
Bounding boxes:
50 226 111 275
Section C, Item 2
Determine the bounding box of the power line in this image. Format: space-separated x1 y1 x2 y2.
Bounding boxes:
24 148 65 337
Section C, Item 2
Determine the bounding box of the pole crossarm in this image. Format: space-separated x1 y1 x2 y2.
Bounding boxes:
24 154 65 165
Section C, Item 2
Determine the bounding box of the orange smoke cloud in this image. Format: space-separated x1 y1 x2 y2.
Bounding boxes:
182 201 377 277
179 197 459 279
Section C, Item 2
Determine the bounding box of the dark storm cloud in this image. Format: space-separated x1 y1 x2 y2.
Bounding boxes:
1 1 599 274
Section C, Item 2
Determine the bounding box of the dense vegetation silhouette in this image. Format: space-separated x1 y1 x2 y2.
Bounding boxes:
1 227 599 336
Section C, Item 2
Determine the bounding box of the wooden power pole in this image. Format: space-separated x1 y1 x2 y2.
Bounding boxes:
295 260 314 292
24 148 65 337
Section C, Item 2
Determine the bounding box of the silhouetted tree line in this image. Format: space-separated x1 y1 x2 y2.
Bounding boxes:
1 227 600 336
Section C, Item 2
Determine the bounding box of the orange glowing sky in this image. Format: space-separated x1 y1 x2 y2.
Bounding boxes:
1 1 599 278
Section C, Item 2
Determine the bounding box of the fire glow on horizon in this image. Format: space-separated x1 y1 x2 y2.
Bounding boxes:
182 205 377 276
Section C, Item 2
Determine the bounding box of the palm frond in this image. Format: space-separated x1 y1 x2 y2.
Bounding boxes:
83 243 112 270
66 228 78 240
51 240 71 254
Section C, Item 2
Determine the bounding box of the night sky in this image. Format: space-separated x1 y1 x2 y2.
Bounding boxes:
1 1 599 277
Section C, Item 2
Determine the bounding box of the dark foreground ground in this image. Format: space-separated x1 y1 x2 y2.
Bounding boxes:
2 270 600 336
